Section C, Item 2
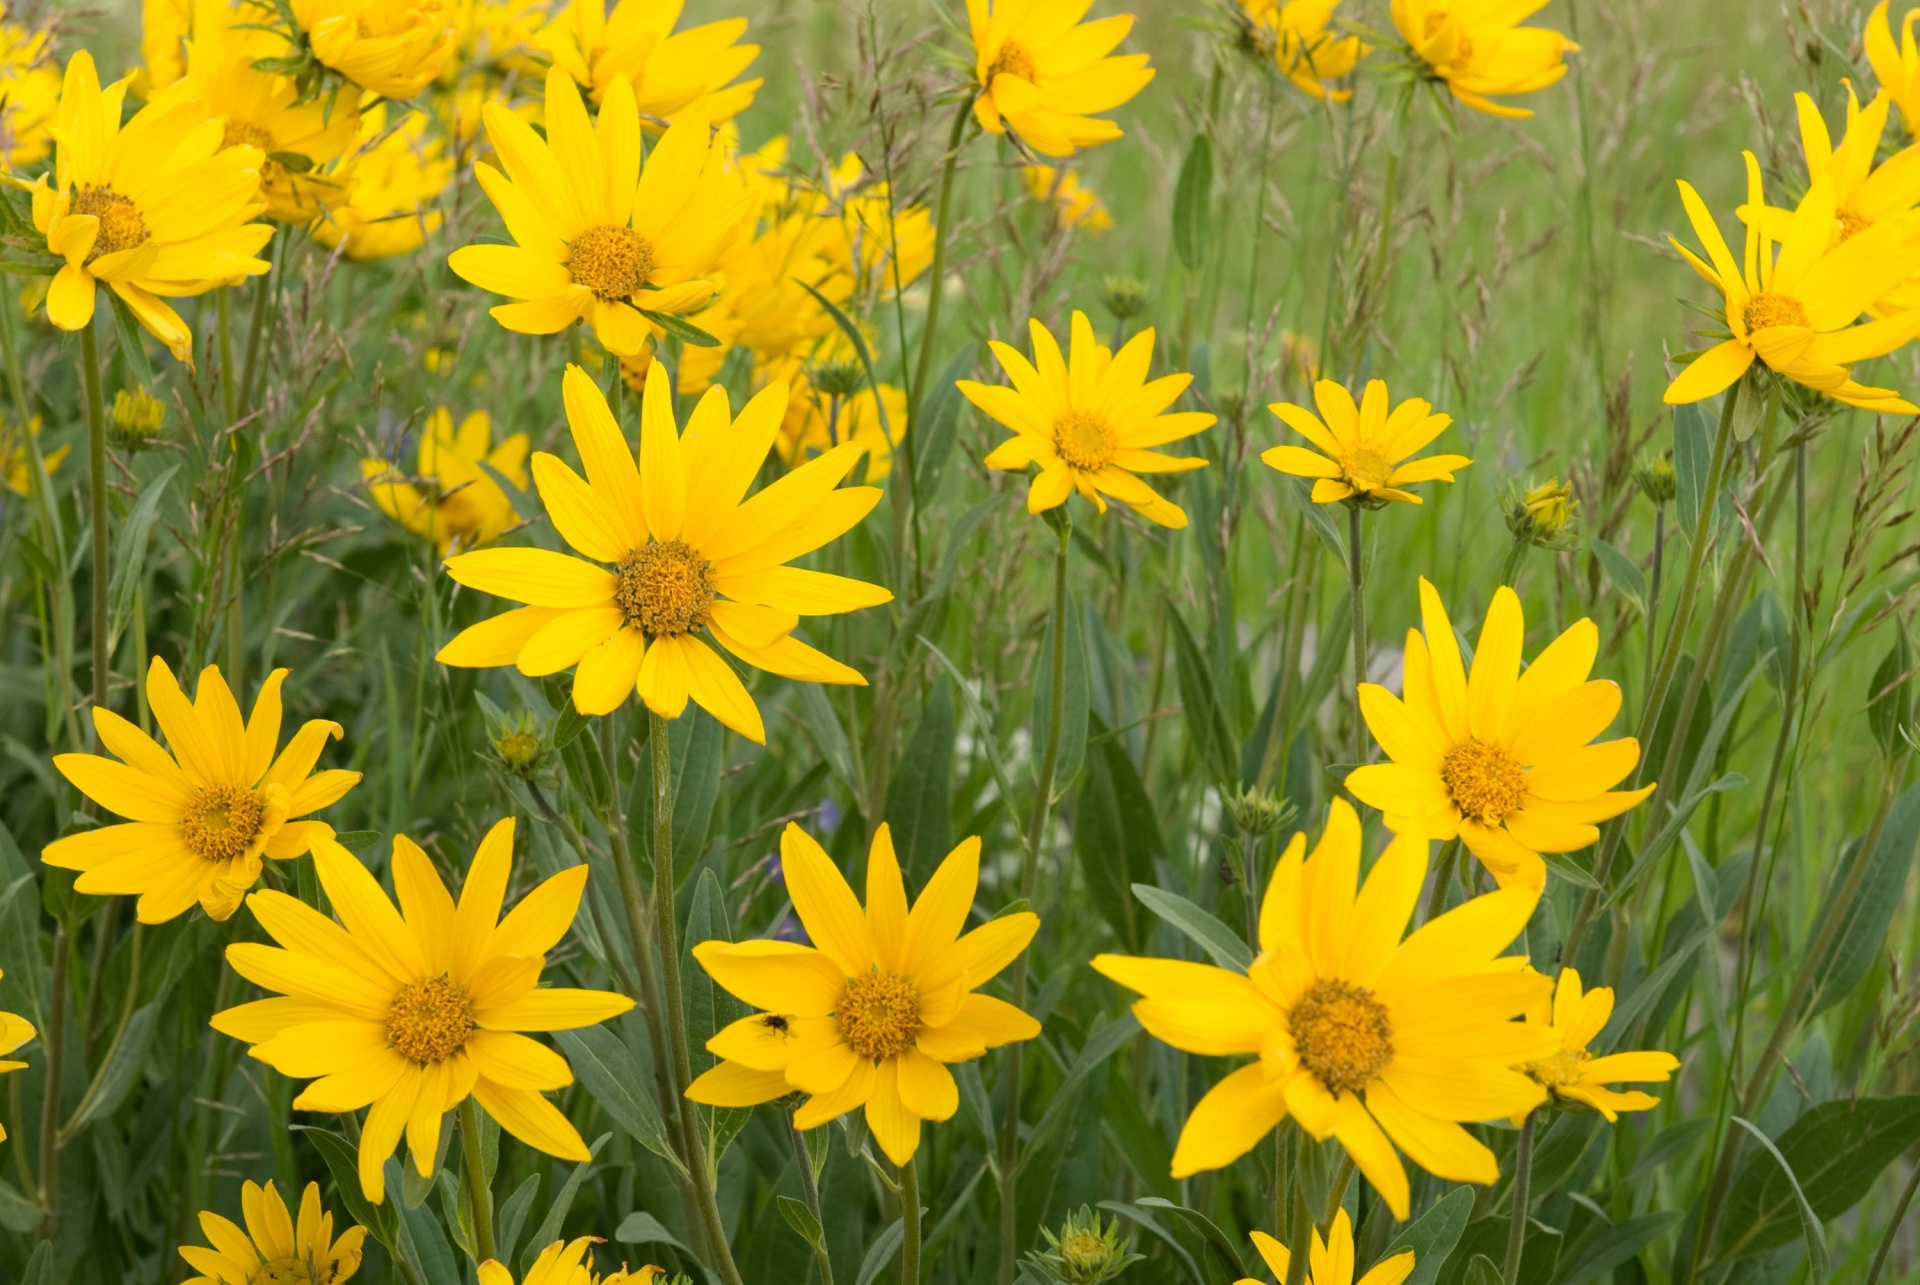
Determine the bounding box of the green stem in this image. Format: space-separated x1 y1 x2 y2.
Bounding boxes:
1239 828 1262 952
1424 837 1461 925
459 1098 495 1263
1322 1152 1354 1232
81 322 109 726
36 926 66 1237
1865 1150 1920 1285
1284 1126 1312 1285
907 101 975 418
1503 1115 1535 1285
58 924 141 1144
1347 503 1367 763
786 1111 835 1285
1640 502 1666 705
237 260 273 420
1497 537 1527 591
216 287 236 427
901 1157 922 1285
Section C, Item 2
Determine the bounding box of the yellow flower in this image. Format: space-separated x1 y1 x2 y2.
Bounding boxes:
313 105 454 260
1023 165 1113 231
29 50 272 363
212 820 635 1202
1 412 67 495
1093 799 1557 1218
288 0 458 100
1516 967 1678 1122
446 0 546 80
179 1179 366 1285
0 971 32 1142
362 406 530 553
776 366 908 483
1346 579 1654 893
969 0 1155 158
111 386 168 449
0 5 58 166
437 364 890 742
1664 151 1920 413
823 150 936 298
1868 1 1920 137
1234 1210 1413 1285
1261 378 1469 506
1391 0 1576 119
1241 0 1369 101
534 0 761 124
43 659 362 924
140 0 193 95
449 67 752 357
479 1238 661 1285
960 310 1213 528
685 824 1042 1167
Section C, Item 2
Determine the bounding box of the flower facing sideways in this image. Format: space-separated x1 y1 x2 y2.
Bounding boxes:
1263 379 1468 506
0 970 32 1142
480 1238 661 1285
1234 1210 1413 1285
968 0 1155 158
362 405 530 553
1867 1 1920 138
685 824 1041 1167
1391 0 1576 119
1515 967 1678 1122
1093 799 1558 1219
179 1179 365 1285
1241 0 1369 102
287 0 458 100
312 105 454 261
534 0 761 124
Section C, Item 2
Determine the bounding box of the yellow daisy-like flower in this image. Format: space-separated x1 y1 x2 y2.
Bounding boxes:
959 310 1213 529
449 67 752 357
179 1179 366 1285
685 824 1042 1167
1664 150 1920 414
43 659 361 925
480 1238 660 1285
1391 0 1576 119
0 970 33 1142
1868 1 1920 138
437 364 890 742
534 0 761 124
1 411 66 496
968 0 1155 158
287 0 458 101
1241 0 1369 102
776 368 908 483
29 50 272 363
1515 967 1678 1122
212 820 635 1203
1346 579 1654 893
0 5 59 166
1094 799 1558 1218
362 406 530 554
1261 379 1469 506
1023 165 1113 231
312 105 453 261
1234 1210 1413 1285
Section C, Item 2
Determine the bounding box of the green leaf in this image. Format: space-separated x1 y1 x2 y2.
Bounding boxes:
884 679 954 884
331 830 381 852
1807 784 1920 1017
106 463 179 658
1096 1202 1204 1285
779 1194 826 1251
1167 600 1237 784
519 1134 610 1275
106 293 154 391
637 308 722 347
0 1176 41 1233
553 1026 687 1179
632 707 724 870
615 1210 696 1254
854 1218 907 1285
914 344 976 503
1021 1014 1140 1171
794 681 858 797
1288 476 1347 564
1673 398 1712 536
1031 584 1089 791
1728 1117 1829 1285
494 1172 542 1270
1556 1211 1683 1285
1171 133 1214 273
1867 617 1913 758
59 1004 156 1138
1135 1197 1245 1285
1075 714 1162 951
392 1159 457 1283
1382 1186 1473 1285
1589 537 1647 615
1131 883 1251 969
294 1125 397 1248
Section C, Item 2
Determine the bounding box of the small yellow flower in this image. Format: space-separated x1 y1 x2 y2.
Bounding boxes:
0 5 58 166
1234 1210 1413 1285
777 366 908 482
1024 165 1113 231
0 970 32 1142
1515 967 1679 1123
1241 0 1369 101
1 412 67 495
288 0 459 100
969 0 1155 158
1391 0 1576 119
312 105 454 261
1261 379 1468 506
362 406 530 553
960 310 1213 528
1868 1 1920 137
179 1179 366 1285
535 0 760 124
110 387 167 450
1508 476 1576 547
479 1238 662 1285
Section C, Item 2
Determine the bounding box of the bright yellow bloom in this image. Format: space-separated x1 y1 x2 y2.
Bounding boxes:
969 0 1155 158
1093 799 1557 1218
1240 0 1369 101
44 659 361 924
1262 379 1468 506
0 5 58 166
1391 0 1575 119
0 970 32 1142
826 150 936 298
179 1179 366 1285
313 105 453 261
1665 151 1920 413
1868 1 1920 137
140 0 193 95
1234 1211 1413 1285
29 50 272 363
438 364 890 741
213 820 635 1202
450 67 751 357
960 311 1213 529
288 0 458 100
1024 165 1113 231
535 0 760 124
686 824 1041 1167
1 412 66 495
1515 967 1678 1122
479 1238 661 1285
776 368 908 482
362 406 530 553
1347 579 1654 893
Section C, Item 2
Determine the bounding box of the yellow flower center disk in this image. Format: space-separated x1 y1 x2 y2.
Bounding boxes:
385 975 475 1064
835 971 921 1060
1527 1047 1588 1089
255 1259 319 1285
1288 978 1394 1096
988 40 1037 83
567 224 654 302
1742 291 1809 332
181 784 267 863
1838 209 1871 240
222 118 287 182
1340 446 1394 491
615 539 717 637
71 183 149 265
1051 411 1116 472
1440 737 1528 825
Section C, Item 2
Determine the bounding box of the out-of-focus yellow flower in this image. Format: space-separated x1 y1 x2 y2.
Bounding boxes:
1 413 66 495
1391 0 1575 119
1262 379 1468 506
139 0 193 95
969 0 1154 157
287 0 458 100
618 314 738 395
1514 968 1678 1123
110 387 168 450
0 5 58 165
0 970 32 1142
535 0 760 124
179 1180 366 1285
1279 329 1321 388
1024 165 1113 231
827 151 936 297
362 406 530 553
776 362 907 482
1240 0 1368 101
313 104 453 259
1868 1 1920 137
432 0 546 151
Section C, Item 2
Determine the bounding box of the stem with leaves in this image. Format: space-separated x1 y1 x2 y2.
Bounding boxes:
901 1157 923 1285
1503 1115 1535 1285
907 101 975 418
459 1098 495 1263
786 1111 835 1285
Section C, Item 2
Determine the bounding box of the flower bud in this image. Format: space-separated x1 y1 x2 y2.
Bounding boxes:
1505 477 1579 549
1224 783 1292 837
1100 275 1148 321
1634 452 1677 505
110 386 166 450
1028 1206 1143 1284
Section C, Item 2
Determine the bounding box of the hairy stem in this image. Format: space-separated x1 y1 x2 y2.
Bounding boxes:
787 1110 835 1285
901 1156 923 1285
459 1098 495 1263
1347 503 1368 763
1503 1115 1535 1285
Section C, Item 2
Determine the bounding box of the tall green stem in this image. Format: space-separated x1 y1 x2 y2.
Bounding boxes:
459 1098 495 1263
1347 503 1367 763
907 102 975 417
1865 1152 1920 1285
901 1157 923 1285
1503 1115 1535 1285
786 1111 835 1285
80 322 109 725
1424 837 1461 925
36 926 67 1237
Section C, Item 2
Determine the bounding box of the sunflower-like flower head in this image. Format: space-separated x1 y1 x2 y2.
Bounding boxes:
1868 1 1920 138
0 410 66 496
287 0 459 101
967 0 1155 158
1665 151 1920 413
1262 378 1469 507
179 1179 366 1285
312 105 453 261
362 406 530 554
449 67 753 357
685 824 1042 1167
1515 966 1679 1122
0 5 59 166
44 659 361 924
0 970 33 1142
960 310 1213 529
212 820 635 1202
1240 0 1369 101
1390 0 1576 119
1093 799 1558 1218
29 50 272 364
1346 579 1654 893
534 0 761 125
1024 165 1113 231
1234 1210 1412 1285
438 364 890 741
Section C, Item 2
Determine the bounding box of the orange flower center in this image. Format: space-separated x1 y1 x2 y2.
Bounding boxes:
222 118 289 183
836 971 920 1060
987 40 1037 84
568 224 654 301
386 975 475 1064
181 784 267 863
1838 209 1871 239
71 183 149 265
1289 978 1393 1096
1052 411 1116 472
1340 446 1394 491
1742 291 1809 332
615 540 716 637
1527 1047 1588 1089
1441 737 1528 825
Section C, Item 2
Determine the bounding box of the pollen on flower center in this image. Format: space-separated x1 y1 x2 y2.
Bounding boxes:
221 119 286 181
1838 210 1871 239
1743 291 1809 332
180 784 267 863
567 224 654 301
71 183 149 264
1052 411 1116 471
835 970 921 1059
1440 737 1528 824
1288 978 1393 1096
988 39 1037 83
385 976 475 1064
1527 1048 1587 1088
1341 447 1394 491
255 1259 319 1285
614 540 717 637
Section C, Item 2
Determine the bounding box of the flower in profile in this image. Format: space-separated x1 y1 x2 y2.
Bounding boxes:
1391 0 1576 118
438 364 889 742
179 1179 366 1285
29 50 272 363
1346 579 1654 892
686 824 1041 1166
43 659 361 924
1868 1 1920 137
286 0 458 100
0 5 59 166
362 406 530 553
312 106 453 261
1233 1210 1412 1285
1240 0 1368 101
969 0 1155 157
110 387 167 450
1093 799 1557 1217
960 310 1213 529
449 68 752 357
1262 379 1468 506
0 971 32 1141
1 411 66 495
1506 476 1577 549
1515 967 1678 1122
213 821 634 1202
535 0 761 124
1665 151 1920 413
480 1239 662 1285
1024 166 1113 231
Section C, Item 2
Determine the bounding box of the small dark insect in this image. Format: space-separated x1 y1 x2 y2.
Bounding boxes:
759 1014 790 1033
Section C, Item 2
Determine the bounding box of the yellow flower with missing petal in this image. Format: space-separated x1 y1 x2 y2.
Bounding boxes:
534 0 761 124
1868 1 1920 138
362 406 530 554
1391 0 1576 119
1234 1210 1413 1285
479 1238 662 1285
1515 967 1678 1122
969 0 1155 158
179 1179 366 1285
0 970 32 1142
1262 379 1469 506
